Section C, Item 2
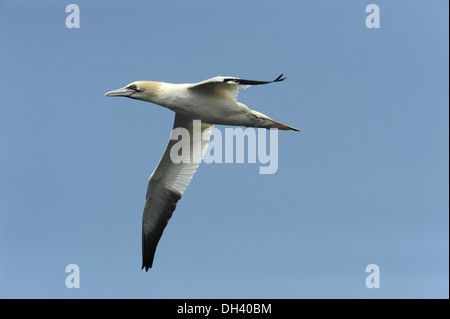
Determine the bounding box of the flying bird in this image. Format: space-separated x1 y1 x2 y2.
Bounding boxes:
105 74 299 271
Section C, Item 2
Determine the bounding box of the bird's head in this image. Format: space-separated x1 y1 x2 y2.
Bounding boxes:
105 81 161 103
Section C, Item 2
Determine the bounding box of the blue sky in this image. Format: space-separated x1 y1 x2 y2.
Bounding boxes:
0 1 448 298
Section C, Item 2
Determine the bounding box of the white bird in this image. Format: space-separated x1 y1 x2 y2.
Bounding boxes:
105 74 299 271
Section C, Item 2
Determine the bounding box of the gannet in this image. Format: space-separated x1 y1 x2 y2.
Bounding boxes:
105 74 299 271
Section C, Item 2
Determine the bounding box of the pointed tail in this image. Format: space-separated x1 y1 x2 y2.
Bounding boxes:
267 118 300 132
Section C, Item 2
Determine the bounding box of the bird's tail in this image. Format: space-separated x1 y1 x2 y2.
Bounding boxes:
244 107 300 132
267 118 300 132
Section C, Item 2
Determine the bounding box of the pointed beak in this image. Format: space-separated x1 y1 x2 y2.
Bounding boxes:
105 87 133 97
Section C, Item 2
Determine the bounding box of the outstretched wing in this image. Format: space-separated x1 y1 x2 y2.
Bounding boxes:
188 74 286 101
141 113 213 271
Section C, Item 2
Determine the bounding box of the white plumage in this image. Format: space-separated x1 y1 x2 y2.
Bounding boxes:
105 74 299 270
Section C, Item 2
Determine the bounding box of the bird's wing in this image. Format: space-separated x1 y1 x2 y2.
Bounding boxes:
188 74 286 101
141 114 213 270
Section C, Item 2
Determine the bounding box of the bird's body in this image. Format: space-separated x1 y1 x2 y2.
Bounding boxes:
105 74 299 271
151 82 250 125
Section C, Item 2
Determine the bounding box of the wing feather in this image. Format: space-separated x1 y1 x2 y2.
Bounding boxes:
188 74 286 101
141 114 213 270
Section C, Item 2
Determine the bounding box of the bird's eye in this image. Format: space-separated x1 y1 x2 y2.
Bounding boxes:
127 84 138 90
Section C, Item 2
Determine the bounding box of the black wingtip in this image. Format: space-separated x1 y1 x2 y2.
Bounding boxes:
142 264 151 272
274 73 286 82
